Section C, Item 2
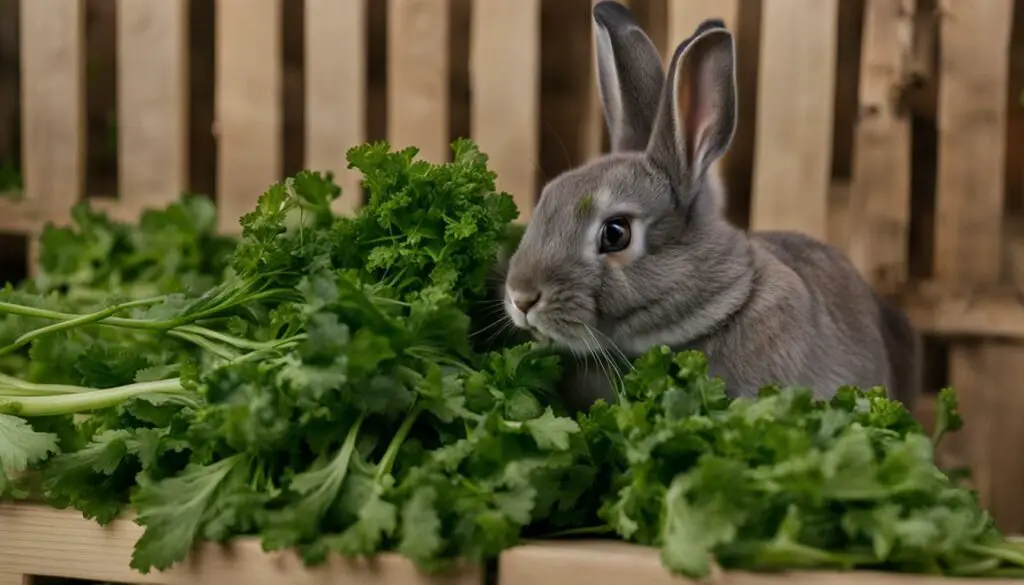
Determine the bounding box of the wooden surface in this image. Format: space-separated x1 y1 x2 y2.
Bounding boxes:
18 0 84 272
215 0 283 234
848 0 914 296
666 0 739 47
749 0 840 241
387 0 450 164
497 540 1021 585
932 0 1020 534
305 0 366 216
115 0 189 214
0 503 482 585
1 0 1024 538
470 0 540 222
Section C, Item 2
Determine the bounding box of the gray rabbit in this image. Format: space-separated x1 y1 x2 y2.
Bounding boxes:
499 1 921 415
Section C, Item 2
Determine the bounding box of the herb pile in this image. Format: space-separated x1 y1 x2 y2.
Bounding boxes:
0 139 1022 580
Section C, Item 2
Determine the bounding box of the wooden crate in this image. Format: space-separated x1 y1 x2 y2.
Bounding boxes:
498 541 1024 585
0 503 482 585
2 504 1017 585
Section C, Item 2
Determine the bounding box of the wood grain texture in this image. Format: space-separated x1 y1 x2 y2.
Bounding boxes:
470 0 540 222
749 0 840 240
932 0 1018 533
498 540 1021 585
19 0 85 274
0 503 482 585
215 0 283 233
305 0 366 216
933 0 1012 285
848 0 914 295
387 0 450 163
898 282 1024 340
116 0 189 209
19 0 84 214
666 0 739 51
581 0 612 164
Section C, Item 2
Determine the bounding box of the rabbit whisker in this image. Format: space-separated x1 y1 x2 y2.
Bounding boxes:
587 325 635 373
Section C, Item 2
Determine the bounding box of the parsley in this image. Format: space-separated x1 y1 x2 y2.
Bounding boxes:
0 138 1020 580
0 139 583 575
576 347 1024 578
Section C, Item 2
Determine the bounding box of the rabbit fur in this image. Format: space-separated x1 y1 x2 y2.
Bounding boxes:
499 1 921 415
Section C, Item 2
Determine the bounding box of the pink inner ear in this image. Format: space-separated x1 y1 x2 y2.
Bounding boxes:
676 53 718 170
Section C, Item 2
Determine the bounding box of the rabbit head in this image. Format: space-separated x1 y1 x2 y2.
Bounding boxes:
503 2 752 358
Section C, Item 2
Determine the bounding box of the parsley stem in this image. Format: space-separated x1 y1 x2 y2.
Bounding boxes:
167 330 240 361
0 378 188 417
0 296 165 357
0 373 88 395
175 325 296 351
376 404 422 481
965 543 1024 567
533 525 614 538
0 288 294 332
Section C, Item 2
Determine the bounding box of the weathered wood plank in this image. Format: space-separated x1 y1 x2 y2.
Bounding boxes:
848 0 914 295
749 0 840 240
116 0 189 209
19 0 84 214
19 0 85 273
305 0 366 216
215 0 282 233
470 0 540 222
933 0 1017 532
934 1 1011 285
666 0 739 48
0 503 483 585
387 0 450 163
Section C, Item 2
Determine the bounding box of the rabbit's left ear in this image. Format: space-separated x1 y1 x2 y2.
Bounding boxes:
646 22 737 187
593 1 666 152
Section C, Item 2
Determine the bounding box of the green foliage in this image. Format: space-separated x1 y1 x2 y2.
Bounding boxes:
0 139 1020 581
583 347 1023 578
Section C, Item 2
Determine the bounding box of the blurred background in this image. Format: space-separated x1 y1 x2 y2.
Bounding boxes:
0 0 1022 533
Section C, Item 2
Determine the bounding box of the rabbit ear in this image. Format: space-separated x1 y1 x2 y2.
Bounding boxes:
593 1 665 152
646 21 737 194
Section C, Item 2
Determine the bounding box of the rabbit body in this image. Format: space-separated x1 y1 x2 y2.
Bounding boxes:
501 2 920 414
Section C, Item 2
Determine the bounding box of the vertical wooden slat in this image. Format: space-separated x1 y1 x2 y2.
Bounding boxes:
749 0 840 240
215 0 282 233
666 0 739 54
20 0 84 214
934 0 1018 532
116 0 189 210
20 0 85 273
470 0 540 222
387 0 450 164
305 0 366 216
581 0 611 164
847 0 914 295
934 2 1010 284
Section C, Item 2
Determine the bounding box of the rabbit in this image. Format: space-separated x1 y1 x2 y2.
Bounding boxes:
500 1 921 416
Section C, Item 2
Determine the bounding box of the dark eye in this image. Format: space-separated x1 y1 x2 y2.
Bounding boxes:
599 216 632 253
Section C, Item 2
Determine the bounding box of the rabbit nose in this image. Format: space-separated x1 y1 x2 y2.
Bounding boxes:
511 290 541 314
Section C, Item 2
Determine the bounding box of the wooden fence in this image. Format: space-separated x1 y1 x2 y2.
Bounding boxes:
0 0 1022 532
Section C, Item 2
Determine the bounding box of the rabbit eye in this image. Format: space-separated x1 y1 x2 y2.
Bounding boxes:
599 216 632 253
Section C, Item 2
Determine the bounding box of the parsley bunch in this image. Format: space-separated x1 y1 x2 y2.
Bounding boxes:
577 347 1024 579
0 139 592 574
0 137 1020 581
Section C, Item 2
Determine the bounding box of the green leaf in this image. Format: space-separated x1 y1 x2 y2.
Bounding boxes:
0 414 60 496
523 408 579 451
